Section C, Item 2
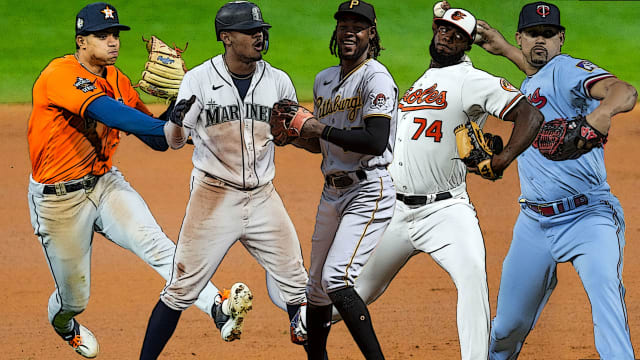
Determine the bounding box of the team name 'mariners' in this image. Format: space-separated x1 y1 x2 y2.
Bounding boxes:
204 102 272 127
315 94 363 122
398 84 447 111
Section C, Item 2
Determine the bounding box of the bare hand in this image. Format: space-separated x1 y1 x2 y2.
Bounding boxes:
475 20 510 55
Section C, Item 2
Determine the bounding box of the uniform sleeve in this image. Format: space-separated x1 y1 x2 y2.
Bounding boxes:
177 71 203 129
362 71 397 120
46 66 105 118
557 57 614 99
461 70 524 120
118 70 153 116
277 70 298 103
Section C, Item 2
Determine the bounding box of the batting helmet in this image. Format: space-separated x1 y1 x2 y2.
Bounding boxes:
215 1 271 52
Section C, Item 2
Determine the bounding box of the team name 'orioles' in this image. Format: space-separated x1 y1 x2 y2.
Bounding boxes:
398 83 448 111
315 94 363 122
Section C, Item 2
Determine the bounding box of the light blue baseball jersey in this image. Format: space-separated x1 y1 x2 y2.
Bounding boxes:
517 54 615 202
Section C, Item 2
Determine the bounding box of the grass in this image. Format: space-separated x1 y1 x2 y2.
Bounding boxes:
2 0 639 103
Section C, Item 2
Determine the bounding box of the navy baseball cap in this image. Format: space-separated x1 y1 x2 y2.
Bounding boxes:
75 2 130 35
517 2 564 32
215 1 271 41
334 0 376 25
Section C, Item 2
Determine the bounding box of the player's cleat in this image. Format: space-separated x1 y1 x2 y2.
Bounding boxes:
213 282 253 342
55 319 99 358
290 303 308 345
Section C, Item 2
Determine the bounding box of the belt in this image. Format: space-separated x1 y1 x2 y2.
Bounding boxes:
396 192 452 206
43 175 99 196
325 170 367 189
525 194 588 216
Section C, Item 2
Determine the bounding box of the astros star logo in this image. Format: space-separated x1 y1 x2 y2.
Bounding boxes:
101 6 115 19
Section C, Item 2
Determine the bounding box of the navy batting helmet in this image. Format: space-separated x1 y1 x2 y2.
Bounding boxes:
215 1 271 52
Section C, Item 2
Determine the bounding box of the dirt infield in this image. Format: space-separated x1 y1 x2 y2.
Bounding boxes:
1 103 638 360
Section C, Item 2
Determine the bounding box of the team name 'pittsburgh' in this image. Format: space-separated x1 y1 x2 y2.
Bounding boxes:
204 102 272 127
315 94 363 122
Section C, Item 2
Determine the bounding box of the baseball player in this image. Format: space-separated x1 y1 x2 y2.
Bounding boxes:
27 2 225 358
138 2 309 359
319 7 543 360
282 2 397 359
476 2 638 359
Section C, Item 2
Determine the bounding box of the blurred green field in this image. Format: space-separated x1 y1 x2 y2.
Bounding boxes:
1 0 639 103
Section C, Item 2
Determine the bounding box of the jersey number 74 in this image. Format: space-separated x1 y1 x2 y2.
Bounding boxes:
412 117 443 142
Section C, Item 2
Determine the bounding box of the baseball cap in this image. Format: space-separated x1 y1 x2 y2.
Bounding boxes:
334 0 376 25
517 2 564 32
434 8 477 44
215 1 271 41
75 2 130 36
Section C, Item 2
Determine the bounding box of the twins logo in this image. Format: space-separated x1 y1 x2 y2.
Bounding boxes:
157 56 175 65
527 88 547 109
576 60 597 72
74 77 97 93
536 4 550 18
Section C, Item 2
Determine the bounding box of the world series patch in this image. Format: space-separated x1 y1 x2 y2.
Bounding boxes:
74 77 97 93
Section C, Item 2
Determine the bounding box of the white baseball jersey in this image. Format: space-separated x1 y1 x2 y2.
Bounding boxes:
162 55 308 312
313 59 398 176
391 56 524 195
177 55 296 189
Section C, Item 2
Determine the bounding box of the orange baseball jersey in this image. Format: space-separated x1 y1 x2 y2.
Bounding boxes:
28 54 152 183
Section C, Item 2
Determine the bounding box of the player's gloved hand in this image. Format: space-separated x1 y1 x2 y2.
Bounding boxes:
269 99 315 146
454 121 504 180
169 95 196 127
137 35 188 100
532 115 608 161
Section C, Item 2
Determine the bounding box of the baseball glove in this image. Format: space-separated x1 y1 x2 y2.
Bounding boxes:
269 100 314 146
454 121 504 180
137 36 188 100
532 115 608 161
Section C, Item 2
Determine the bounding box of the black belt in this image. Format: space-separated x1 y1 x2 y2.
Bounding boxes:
325 170 367 188
525 194 588 216
396 192 452 206
43 175 99 195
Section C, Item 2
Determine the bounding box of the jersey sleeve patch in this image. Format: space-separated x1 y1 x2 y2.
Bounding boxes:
500 78 519 92
370 93 388 109
74 77 97 93
576 60 598 72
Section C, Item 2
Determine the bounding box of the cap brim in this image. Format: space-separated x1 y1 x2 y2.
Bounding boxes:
433 18 473 42
334 10 374 24
78 23 131 35
518 22 565 32
221 21 272 31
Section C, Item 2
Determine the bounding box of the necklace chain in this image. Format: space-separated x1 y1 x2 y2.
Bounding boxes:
74 53 103 77
223 54 254 80
229 71 253 80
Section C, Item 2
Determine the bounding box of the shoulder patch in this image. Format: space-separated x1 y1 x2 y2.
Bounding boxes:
576 60 598 72
370 93 387 108
500 78 518 92
74 77 97 93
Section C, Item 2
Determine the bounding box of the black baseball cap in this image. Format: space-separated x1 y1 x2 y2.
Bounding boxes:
75 2 130 35
517 2 564 32
334 0 376 25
